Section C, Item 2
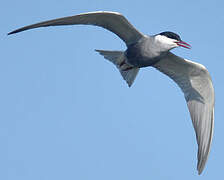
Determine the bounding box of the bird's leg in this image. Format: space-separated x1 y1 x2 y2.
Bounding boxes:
119 60 134 71
122 66 134 71
119 60 126 67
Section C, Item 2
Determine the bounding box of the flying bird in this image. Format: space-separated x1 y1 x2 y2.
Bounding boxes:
8 11 214 175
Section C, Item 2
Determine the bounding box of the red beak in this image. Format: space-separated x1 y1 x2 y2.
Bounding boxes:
176 41 191 49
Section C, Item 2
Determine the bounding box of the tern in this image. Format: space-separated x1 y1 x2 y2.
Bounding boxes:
8 11 214 175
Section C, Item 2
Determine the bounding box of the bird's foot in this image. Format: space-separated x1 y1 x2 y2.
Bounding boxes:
119 61 134 71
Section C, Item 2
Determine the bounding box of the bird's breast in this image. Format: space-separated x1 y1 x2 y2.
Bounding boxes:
125 39 163 68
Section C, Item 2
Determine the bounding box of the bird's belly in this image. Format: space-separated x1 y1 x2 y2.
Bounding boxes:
127 55 161 67
125 46 161 68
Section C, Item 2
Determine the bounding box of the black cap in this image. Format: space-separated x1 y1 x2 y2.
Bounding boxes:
159 31 181 41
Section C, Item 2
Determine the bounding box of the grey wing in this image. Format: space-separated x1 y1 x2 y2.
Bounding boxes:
8 11 144 46
154 52 214 175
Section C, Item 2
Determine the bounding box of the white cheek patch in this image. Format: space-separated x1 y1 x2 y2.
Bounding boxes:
155 35 176 45
155 35 179 50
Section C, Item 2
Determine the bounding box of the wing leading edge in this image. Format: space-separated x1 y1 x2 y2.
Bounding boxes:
153 52 214 174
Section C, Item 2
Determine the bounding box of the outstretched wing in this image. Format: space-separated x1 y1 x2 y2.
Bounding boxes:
8 11 144 46
153 52 214 175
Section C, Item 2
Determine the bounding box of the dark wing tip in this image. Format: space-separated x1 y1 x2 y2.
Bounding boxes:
197 164 203 175
8 31 14 35
8 29 21 35
8 27 26 35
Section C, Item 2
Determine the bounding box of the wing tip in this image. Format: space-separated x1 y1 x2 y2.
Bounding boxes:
197 168 203 175
197 166 204 175
7 31 14 35
8 28 24 35
197 156 207 175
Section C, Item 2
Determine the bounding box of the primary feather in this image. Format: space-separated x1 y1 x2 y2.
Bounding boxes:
154 52 214 174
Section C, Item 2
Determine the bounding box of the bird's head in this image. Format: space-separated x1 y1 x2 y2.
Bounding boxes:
154 31 191 51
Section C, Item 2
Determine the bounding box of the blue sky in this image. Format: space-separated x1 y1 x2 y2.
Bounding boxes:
2 0 224 179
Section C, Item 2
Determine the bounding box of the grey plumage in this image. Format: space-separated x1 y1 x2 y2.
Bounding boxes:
154 53 214 174
8 11 143 46
95 50 139 87
8 11 214 175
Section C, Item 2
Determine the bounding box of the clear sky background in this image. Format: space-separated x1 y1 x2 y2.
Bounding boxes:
1 0 224 179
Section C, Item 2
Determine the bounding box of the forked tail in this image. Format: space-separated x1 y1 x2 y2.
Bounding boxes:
95 50 139 87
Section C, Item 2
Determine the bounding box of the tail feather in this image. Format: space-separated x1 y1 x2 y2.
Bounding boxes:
120 68 139 87
95 49 139 87
95 50 124 65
